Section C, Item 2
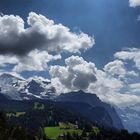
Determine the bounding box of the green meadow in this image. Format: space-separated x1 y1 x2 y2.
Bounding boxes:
44 126 82 139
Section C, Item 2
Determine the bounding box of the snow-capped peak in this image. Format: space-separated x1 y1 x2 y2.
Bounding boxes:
0 73 24 85
0 73 56 100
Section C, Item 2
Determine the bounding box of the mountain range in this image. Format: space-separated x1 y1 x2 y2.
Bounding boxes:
0 73 139 132
0 73 56 100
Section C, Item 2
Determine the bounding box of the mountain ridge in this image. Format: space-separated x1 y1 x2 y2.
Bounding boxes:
0 73 56 100
56 91 124 130
0 73 124 131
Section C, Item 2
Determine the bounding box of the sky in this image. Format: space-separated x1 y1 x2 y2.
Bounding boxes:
0 0 140 108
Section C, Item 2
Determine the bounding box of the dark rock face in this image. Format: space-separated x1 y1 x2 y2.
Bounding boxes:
56 90 124 130
27 80 45 95
0 93 9 101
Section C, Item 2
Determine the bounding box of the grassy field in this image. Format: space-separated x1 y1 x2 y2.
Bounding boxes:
44 126 82 139
7 112 26 117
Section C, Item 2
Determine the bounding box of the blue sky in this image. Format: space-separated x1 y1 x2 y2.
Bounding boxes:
0 0 140 68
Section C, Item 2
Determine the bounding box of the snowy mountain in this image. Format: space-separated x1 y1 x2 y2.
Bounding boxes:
0 73 56 100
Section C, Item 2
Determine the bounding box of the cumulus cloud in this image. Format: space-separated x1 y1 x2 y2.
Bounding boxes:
114 48 140 70
0 55 18 67
104 60 138 79
51 56 139 107
14 50 61 72
49 55 125 97
92 70 123 91
129 0 140 7
98 53 140 108
85 69 139 106
49 56 97 93
0 12 94 72
0 12 94 55
102 92 140 107
128 83 140 93
0 50 61 72
104 60 127 79
87 69 140 107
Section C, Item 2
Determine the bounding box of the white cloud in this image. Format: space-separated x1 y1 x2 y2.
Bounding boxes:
114 48 140 70
0 12 94 72
103 92 140 107
13 50 61 72
50 56 97 93
49 56 125 103
104 60 126 79
129 0 140 7
95 69 123 91
0 55 18 67
88 71 140 108
0 50 61 72
50 55 140 107
104 60 138 80
0 12 95 55
129 83 140 93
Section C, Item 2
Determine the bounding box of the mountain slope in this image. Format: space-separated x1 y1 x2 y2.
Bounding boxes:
56 91 124 130
0 99 93 132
